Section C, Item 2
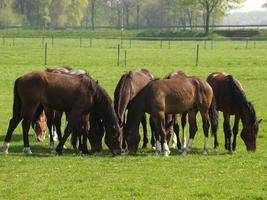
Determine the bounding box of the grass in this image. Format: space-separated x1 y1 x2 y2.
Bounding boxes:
0 36 266 200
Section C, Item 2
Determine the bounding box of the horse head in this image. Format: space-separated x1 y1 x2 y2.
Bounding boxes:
34 111 47 142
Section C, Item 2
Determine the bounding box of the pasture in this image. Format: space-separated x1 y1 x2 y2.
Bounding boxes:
0 37 266 199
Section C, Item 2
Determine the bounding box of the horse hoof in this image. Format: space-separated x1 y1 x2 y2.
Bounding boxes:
23 147 32 155
163 151 170 157
182 151 187 156
155 150 161 156
2 142 9 154
203 150 208 155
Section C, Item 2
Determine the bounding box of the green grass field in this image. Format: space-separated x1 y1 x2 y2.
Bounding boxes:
0 37 266 200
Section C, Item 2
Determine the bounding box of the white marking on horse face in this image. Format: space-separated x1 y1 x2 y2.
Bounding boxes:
2 142 10 154
23 147 32 155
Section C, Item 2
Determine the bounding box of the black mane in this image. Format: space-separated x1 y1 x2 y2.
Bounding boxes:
227 75 257 125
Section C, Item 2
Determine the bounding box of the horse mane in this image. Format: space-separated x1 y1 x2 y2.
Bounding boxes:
115 72 133 115
227 75 257 125
95 84 119 130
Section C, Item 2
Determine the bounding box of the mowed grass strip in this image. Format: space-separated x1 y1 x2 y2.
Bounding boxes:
0 38 266 200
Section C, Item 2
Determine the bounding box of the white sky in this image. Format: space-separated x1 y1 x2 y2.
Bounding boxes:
231 0 266 13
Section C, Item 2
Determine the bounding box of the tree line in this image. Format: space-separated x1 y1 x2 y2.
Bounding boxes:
0 0 244 35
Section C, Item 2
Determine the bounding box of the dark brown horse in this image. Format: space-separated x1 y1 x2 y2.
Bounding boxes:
36 67 104 154
207 72 261 151
114 69 154 149
2 71 121 155
124 75 218 156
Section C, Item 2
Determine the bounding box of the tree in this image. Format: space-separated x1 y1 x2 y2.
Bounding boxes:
49 0 68 27
198 0 244 35
66 0 88 26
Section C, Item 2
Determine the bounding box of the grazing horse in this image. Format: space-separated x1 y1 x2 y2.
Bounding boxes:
32 110 47 142
114 69 154 149
124 75 218 156
149 70 188 150
34 67 104 153
207 72 261 151
2 71 121 155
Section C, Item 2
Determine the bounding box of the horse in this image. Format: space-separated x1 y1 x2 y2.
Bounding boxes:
33 67 105 153
124 75 218 156
32 110 47 142
2 71 121 155
149 70 188 150
207 72 261 152
114 68 154 149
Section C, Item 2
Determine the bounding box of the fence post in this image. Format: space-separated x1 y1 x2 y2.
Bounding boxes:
44 42 48 65
196 44 199 66
117 44 120 66
42 37 45 48
120 31 123 48
124 50 127 66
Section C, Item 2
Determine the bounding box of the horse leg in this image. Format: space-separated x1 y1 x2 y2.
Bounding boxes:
223 113 232 152
181 112 187 149
141 114 148 149
2 115 22 153
56 111 80 155
200 110 210 155
21 118 32 155
121 114 127 151
45 109 55 151
149 116 156 150
232 115 240 152
173 115 182 150
183 110 198 155
54 111 63 142
155 112 169 157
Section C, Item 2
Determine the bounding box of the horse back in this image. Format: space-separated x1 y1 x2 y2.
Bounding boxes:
207 72 244 114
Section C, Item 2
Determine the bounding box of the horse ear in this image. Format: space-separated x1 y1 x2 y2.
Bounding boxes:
258 119 263 124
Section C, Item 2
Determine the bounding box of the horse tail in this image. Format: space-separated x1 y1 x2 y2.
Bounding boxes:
209 95 218 136
12 78 22 118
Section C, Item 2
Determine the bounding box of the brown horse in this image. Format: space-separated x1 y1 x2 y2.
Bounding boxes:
32 110 47 142
34 67 104 153
2 71 121 155
114 68 154 149
207 72 261 151
149 71 188 150
124 75 218 156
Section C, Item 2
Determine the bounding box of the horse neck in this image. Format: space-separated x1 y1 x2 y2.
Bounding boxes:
95 86 118 132
125 91 146 130
114 76 133 122
239 103 256 126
